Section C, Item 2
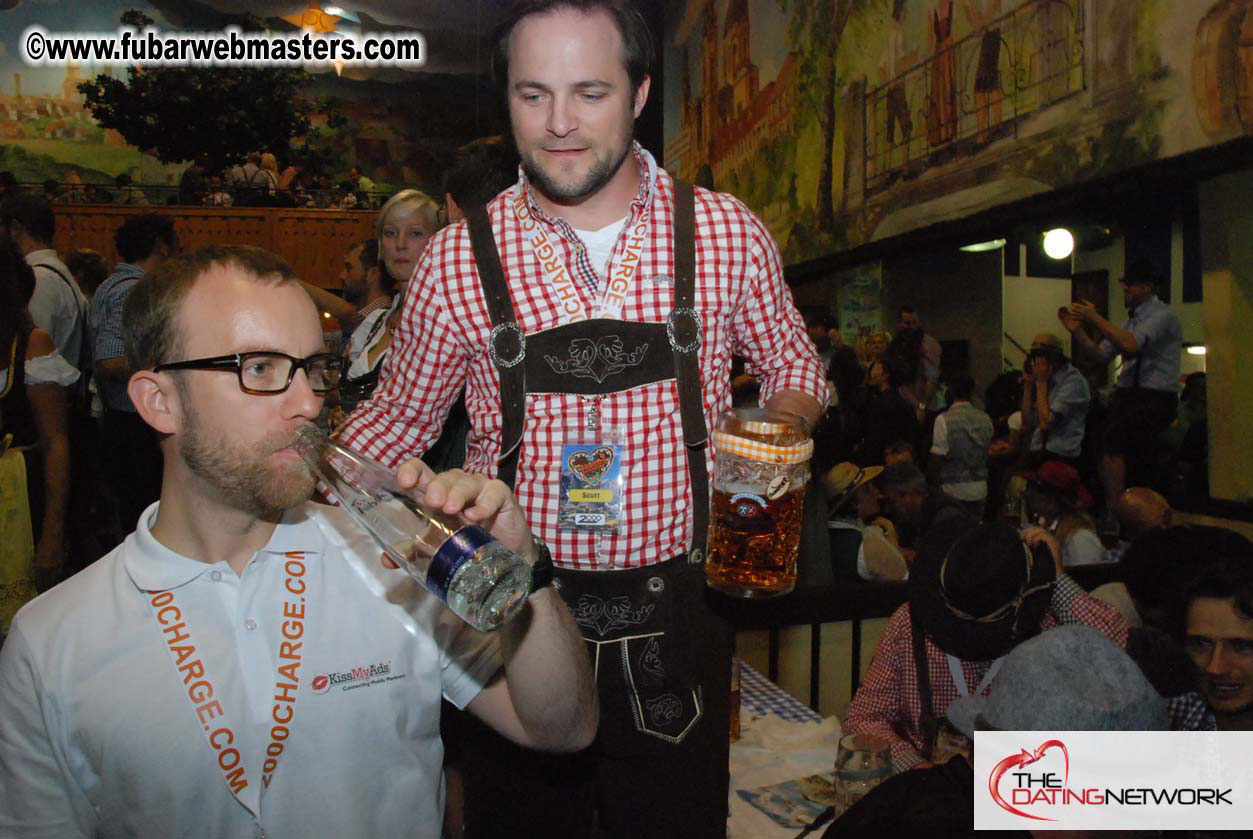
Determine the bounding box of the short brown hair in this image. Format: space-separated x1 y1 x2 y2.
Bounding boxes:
123 244 294 373
492 0 654 96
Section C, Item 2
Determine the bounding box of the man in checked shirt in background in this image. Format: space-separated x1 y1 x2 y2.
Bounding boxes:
843 517 1129 772
336 2 825 836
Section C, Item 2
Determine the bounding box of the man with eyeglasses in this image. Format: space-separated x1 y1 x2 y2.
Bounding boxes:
0 244 597 838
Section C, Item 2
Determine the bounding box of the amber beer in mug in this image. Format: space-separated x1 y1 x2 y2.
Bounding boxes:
707 484 806 595
705 409 813 598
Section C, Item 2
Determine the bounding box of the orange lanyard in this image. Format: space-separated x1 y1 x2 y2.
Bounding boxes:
146 550 311 817
510 184 652 324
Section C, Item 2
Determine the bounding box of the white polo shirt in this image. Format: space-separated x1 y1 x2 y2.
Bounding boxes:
0 502 501 839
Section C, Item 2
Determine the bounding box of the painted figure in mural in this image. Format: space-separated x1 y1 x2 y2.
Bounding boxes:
965 0 1004 144
878 0 919 169
928 0 957 146
1034 0 1061 102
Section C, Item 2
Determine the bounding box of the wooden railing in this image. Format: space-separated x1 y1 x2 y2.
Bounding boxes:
51 205 376 289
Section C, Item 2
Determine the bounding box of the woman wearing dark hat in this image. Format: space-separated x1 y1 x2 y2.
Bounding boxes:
1023 460 1106 568
842 517 1129 771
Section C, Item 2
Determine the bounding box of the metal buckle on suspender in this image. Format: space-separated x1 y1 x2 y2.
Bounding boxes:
489 321 526 368
666 307 702 354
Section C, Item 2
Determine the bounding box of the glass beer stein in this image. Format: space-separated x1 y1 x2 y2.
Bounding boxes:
704 409 813 598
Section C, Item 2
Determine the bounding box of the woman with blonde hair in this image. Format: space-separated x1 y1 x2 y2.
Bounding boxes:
858 329 892 369
338 189 443 416
257 152 281 194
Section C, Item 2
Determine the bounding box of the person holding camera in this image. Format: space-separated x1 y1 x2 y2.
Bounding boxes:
1020 332 1089 468
1060 276 1182 533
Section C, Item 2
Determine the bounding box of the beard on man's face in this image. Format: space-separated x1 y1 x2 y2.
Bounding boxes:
179 401 316 517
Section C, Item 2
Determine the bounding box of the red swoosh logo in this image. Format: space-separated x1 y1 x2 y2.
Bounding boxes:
989 740 1069 821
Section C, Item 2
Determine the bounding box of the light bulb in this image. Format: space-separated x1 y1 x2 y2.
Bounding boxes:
1042 228 1074 260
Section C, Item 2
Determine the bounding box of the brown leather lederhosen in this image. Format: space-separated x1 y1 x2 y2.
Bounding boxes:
466 180 707 564
464 181 730 751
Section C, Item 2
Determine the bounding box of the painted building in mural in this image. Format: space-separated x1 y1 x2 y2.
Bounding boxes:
664 0 1253 265
0 65 124 145
666 0 797 197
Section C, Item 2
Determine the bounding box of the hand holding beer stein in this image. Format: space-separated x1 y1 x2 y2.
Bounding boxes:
704 409 813 597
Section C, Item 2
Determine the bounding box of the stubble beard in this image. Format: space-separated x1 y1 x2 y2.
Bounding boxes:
179 401 316 518
521 121 634 205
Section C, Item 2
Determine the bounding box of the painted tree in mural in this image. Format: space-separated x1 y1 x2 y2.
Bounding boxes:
780 0 867 230
77 11 319 172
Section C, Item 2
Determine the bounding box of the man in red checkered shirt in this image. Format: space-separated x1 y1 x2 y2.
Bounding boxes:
336 2 826 836
843 518 1129 773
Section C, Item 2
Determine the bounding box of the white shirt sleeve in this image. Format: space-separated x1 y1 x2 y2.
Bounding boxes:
859 525 909 582
26 276 62 340
25 352 81 387
0 628 97 837
930 413 950 456
1061 528 1108 567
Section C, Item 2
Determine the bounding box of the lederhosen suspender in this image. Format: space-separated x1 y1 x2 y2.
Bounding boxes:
910 612 938 761
465 180 709 562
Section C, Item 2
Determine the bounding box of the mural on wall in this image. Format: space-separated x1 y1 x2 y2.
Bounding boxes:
0 0 503 197
664 0 1253 266
835 262 884 340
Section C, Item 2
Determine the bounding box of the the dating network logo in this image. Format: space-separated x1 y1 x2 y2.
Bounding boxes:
987 736 1233 822
976 731 1248 831
989 739 1070 820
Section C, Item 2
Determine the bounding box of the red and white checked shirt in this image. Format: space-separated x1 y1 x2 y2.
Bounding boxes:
842 575 1130 772
337 144 827 570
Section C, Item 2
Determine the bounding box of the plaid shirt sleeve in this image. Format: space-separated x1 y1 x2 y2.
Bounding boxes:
843 605 926 772
336 232 469 467
1046 574 1130 648
718 193 828 409
1166 692 1216 731
91 279 131 362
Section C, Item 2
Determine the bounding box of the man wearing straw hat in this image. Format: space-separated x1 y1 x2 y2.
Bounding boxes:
1019 332 1089 468
823 462 908 582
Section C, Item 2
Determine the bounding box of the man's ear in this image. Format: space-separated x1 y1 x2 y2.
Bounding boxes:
632 74 651 119
129 370 181 436
444 192 462 224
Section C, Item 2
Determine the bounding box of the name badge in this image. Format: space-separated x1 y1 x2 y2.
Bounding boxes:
558 433 625 532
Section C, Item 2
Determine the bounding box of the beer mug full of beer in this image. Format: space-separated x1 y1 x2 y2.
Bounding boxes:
705 409 813 598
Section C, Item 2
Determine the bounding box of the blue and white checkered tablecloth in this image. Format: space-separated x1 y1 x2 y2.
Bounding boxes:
739 661 823 724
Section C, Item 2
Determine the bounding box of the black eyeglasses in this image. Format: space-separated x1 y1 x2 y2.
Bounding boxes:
153 351 342 394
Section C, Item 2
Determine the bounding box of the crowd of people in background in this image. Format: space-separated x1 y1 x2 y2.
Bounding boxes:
0 150 394 213
800 293 1249 837
798 289 1208 581
0 133 522 640
1 4 1248 839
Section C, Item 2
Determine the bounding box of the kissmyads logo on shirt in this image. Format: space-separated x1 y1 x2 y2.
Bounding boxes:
311 660 403 694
